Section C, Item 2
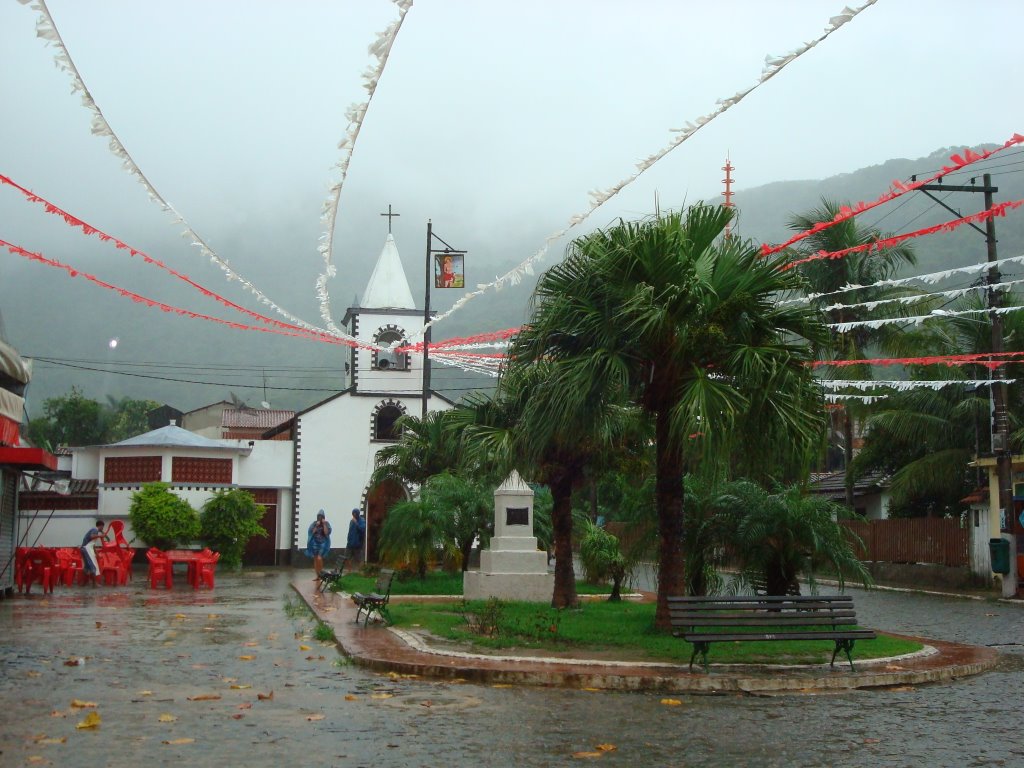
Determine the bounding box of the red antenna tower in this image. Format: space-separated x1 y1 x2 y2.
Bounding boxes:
721 155 735 239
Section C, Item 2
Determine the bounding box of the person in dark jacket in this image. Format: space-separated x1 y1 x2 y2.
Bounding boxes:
346 508 366 567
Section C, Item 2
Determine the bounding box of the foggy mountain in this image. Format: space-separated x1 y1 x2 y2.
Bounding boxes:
3 143 1021 417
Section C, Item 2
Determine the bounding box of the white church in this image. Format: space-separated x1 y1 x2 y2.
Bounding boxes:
287 231 455 560
15 231 455 564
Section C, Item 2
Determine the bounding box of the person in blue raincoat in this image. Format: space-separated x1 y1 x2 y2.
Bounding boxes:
346 508 366 568
306 509 332 578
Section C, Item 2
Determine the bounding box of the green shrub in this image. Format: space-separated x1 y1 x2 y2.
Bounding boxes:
129 482 200 550
199 489 267 569
578 521 626 600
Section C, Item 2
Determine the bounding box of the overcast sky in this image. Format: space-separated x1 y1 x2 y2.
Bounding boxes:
2 0 1022 366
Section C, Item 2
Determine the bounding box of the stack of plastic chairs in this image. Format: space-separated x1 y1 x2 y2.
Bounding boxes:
146 548 173 589
54 547 84 586
96 548 127 586
103 521 135 582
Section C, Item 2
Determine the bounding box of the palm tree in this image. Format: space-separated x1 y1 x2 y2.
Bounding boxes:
721 481 872 594
788 199 917 507
513 203 827 627
454 359 643 608
853 292 1024 514
371 409 465 489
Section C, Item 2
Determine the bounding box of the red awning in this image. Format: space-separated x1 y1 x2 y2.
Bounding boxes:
0 446 57 471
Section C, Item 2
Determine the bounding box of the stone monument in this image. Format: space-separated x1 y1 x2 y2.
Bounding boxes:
463 470 554 602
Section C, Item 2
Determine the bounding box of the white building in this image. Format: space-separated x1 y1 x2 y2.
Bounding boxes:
286 232 454 561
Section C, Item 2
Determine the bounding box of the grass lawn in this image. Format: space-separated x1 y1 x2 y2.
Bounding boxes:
330 570 611 597
328 571 918 665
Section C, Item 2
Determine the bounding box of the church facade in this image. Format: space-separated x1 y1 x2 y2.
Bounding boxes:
290 233 454 561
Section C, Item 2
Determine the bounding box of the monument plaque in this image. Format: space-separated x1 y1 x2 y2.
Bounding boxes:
506 507 529 526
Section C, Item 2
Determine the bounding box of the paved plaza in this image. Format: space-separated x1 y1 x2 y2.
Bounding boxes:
1 569 1022 767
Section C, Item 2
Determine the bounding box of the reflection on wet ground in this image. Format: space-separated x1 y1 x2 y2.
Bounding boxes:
1 570 1022 767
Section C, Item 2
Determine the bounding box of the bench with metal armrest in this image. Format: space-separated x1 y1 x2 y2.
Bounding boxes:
668 594 876 673
352 568 395 626
316 553 351 594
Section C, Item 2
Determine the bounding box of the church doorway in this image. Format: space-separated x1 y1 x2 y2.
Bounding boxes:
365 479 407 563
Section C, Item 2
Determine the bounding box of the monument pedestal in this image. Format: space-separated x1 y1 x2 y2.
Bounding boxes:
463 472 553 603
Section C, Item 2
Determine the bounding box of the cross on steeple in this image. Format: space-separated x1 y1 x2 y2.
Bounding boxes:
380 204 401 234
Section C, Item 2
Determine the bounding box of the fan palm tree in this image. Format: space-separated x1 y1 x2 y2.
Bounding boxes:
454 359 643 608
513 203 827 627
788 199 917 507
721 481 871 594
371 408 466 489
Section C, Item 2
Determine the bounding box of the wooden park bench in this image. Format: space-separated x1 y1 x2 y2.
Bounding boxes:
316 553 351 594
352 568 395 626
668 594 877 673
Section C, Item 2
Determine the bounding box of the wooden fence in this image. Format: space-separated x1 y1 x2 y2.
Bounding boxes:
840 518 969 568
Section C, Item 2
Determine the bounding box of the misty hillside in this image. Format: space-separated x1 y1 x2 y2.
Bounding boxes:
4 142 1021 416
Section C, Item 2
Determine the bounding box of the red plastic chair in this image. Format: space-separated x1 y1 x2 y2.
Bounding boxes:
146 548 173 589
20 548 57 594
194 551 220 590
13 547 29 591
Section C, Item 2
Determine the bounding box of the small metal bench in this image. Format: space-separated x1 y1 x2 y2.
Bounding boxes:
316 553 351 594
668 594 877 672
352 568 395 626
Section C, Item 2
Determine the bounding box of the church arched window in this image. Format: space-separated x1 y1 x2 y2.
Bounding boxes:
373 400 405 441
372 325 408 371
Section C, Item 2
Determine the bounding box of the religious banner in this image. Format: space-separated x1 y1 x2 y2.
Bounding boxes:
434 252 465 288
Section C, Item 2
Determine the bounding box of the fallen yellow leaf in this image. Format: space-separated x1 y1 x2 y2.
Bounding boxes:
230 685 252 690
138 691 153 696
207 614 220 619
596 744 617 752
307 714 325 721
298 645 311 651
344 694 358 701
187 694 221 702
238 655 255 661
491 684 513 689
27 757 46 764
581 687 601 692
162 738 195 745
370 693 393 700
174 613 187 619
27 671 41 678
660 698 683 706
70 700 97 709
158 714 177 723
572 751 604 759
76 711 101 730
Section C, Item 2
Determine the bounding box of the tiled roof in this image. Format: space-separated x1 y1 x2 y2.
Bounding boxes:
808 470 889 495
221 409 295 429
110 424 234 450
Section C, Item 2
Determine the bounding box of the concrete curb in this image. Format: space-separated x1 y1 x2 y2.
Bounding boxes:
292 579 999 693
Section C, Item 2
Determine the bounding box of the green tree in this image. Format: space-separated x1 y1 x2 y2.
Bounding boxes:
722 481 872 595
578 520 627 601
129 482 201 550
376 494 456 579
788 199 916 506
456 360 642 608
106 396 162 442
26 387 106 448
419 472 494 572
199 489 268 569
513 203 826 626
371 409 467 488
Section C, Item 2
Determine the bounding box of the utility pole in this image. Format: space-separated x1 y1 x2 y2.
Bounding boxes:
917 172 1014 596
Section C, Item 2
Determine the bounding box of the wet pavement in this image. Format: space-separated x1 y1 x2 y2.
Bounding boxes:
1 569 1022 767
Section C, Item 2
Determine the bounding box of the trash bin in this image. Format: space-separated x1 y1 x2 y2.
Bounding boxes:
990 538 1011 574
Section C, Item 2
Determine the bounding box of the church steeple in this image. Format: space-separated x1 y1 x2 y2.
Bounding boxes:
361 233 415 310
